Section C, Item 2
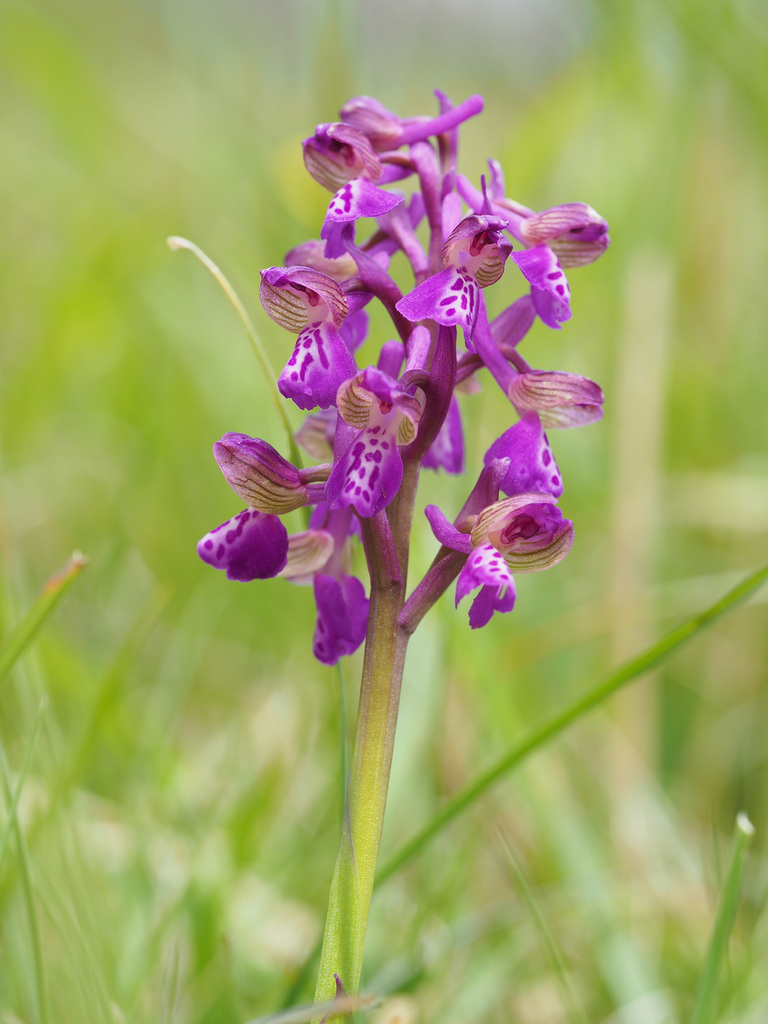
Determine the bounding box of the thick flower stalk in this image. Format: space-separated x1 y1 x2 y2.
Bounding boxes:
194 91 609 1019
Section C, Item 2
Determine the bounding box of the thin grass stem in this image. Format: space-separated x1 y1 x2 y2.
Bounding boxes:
497 826 587 1024
0 699 46 873
689 813 755 1024
0 742 50 1024
0 552 87 689
167 236 301 467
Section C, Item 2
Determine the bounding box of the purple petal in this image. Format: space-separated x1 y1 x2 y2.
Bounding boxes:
396 266 479 341
484 412 563 498
422 394 464 474
425 505 472 554
531 286 571 330
490 295 536 352
322 178 402 230
468 584 516 629
510 246 571 329
278 321 357 411
197 509 288 582
326 425 403 517
339 307 369 352
455 544 516 628
339 96 403 148
313 573 369 665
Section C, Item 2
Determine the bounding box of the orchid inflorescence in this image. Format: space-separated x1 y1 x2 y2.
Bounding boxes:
197 91 608 663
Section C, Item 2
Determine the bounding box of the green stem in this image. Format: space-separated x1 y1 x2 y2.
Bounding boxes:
313 518 410 1020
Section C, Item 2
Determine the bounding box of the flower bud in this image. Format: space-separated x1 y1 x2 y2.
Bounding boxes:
508 371 604 428
472 493 574 573
339 96 402 149
303 123 381 192
213 434 308 514
259 266 349 332
519 203 610 268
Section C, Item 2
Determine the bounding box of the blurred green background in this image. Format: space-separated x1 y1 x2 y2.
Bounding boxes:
2 0 767 1020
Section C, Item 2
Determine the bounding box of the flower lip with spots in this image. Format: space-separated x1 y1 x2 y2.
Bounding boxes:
395 215 511 344
259 266 358 410
326 367 422 518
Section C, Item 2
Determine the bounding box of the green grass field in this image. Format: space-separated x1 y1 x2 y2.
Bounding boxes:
2 0 767 1020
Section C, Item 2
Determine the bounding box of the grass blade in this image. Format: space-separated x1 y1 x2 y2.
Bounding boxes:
0 740 50 1024
689 813 755 1024
167 236 301 467
0 699 46 874
0 552 87 688
497 825 587 1024
377 561 768 885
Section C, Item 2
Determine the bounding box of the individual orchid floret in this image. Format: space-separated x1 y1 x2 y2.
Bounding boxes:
213 433 328 513
326 367 423 517
303 124 404 259
424 489 573 628
197 509 288 582
483 412 563 498
458 171 609 269
396 215 512 342
259 266 357 410
508 371 604 428
518 203 610 268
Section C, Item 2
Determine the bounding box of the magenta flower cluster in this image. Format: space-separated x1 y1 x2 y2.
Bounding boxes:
198 92 608 664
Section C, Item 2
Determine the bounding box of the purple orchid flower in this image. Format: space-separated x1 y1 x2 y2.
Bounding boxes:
302 122 404 259
457 168 609 330
194 90 607 665
425 490 573 628
327 366 423 517
396 214 512 344
259 266 358 410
